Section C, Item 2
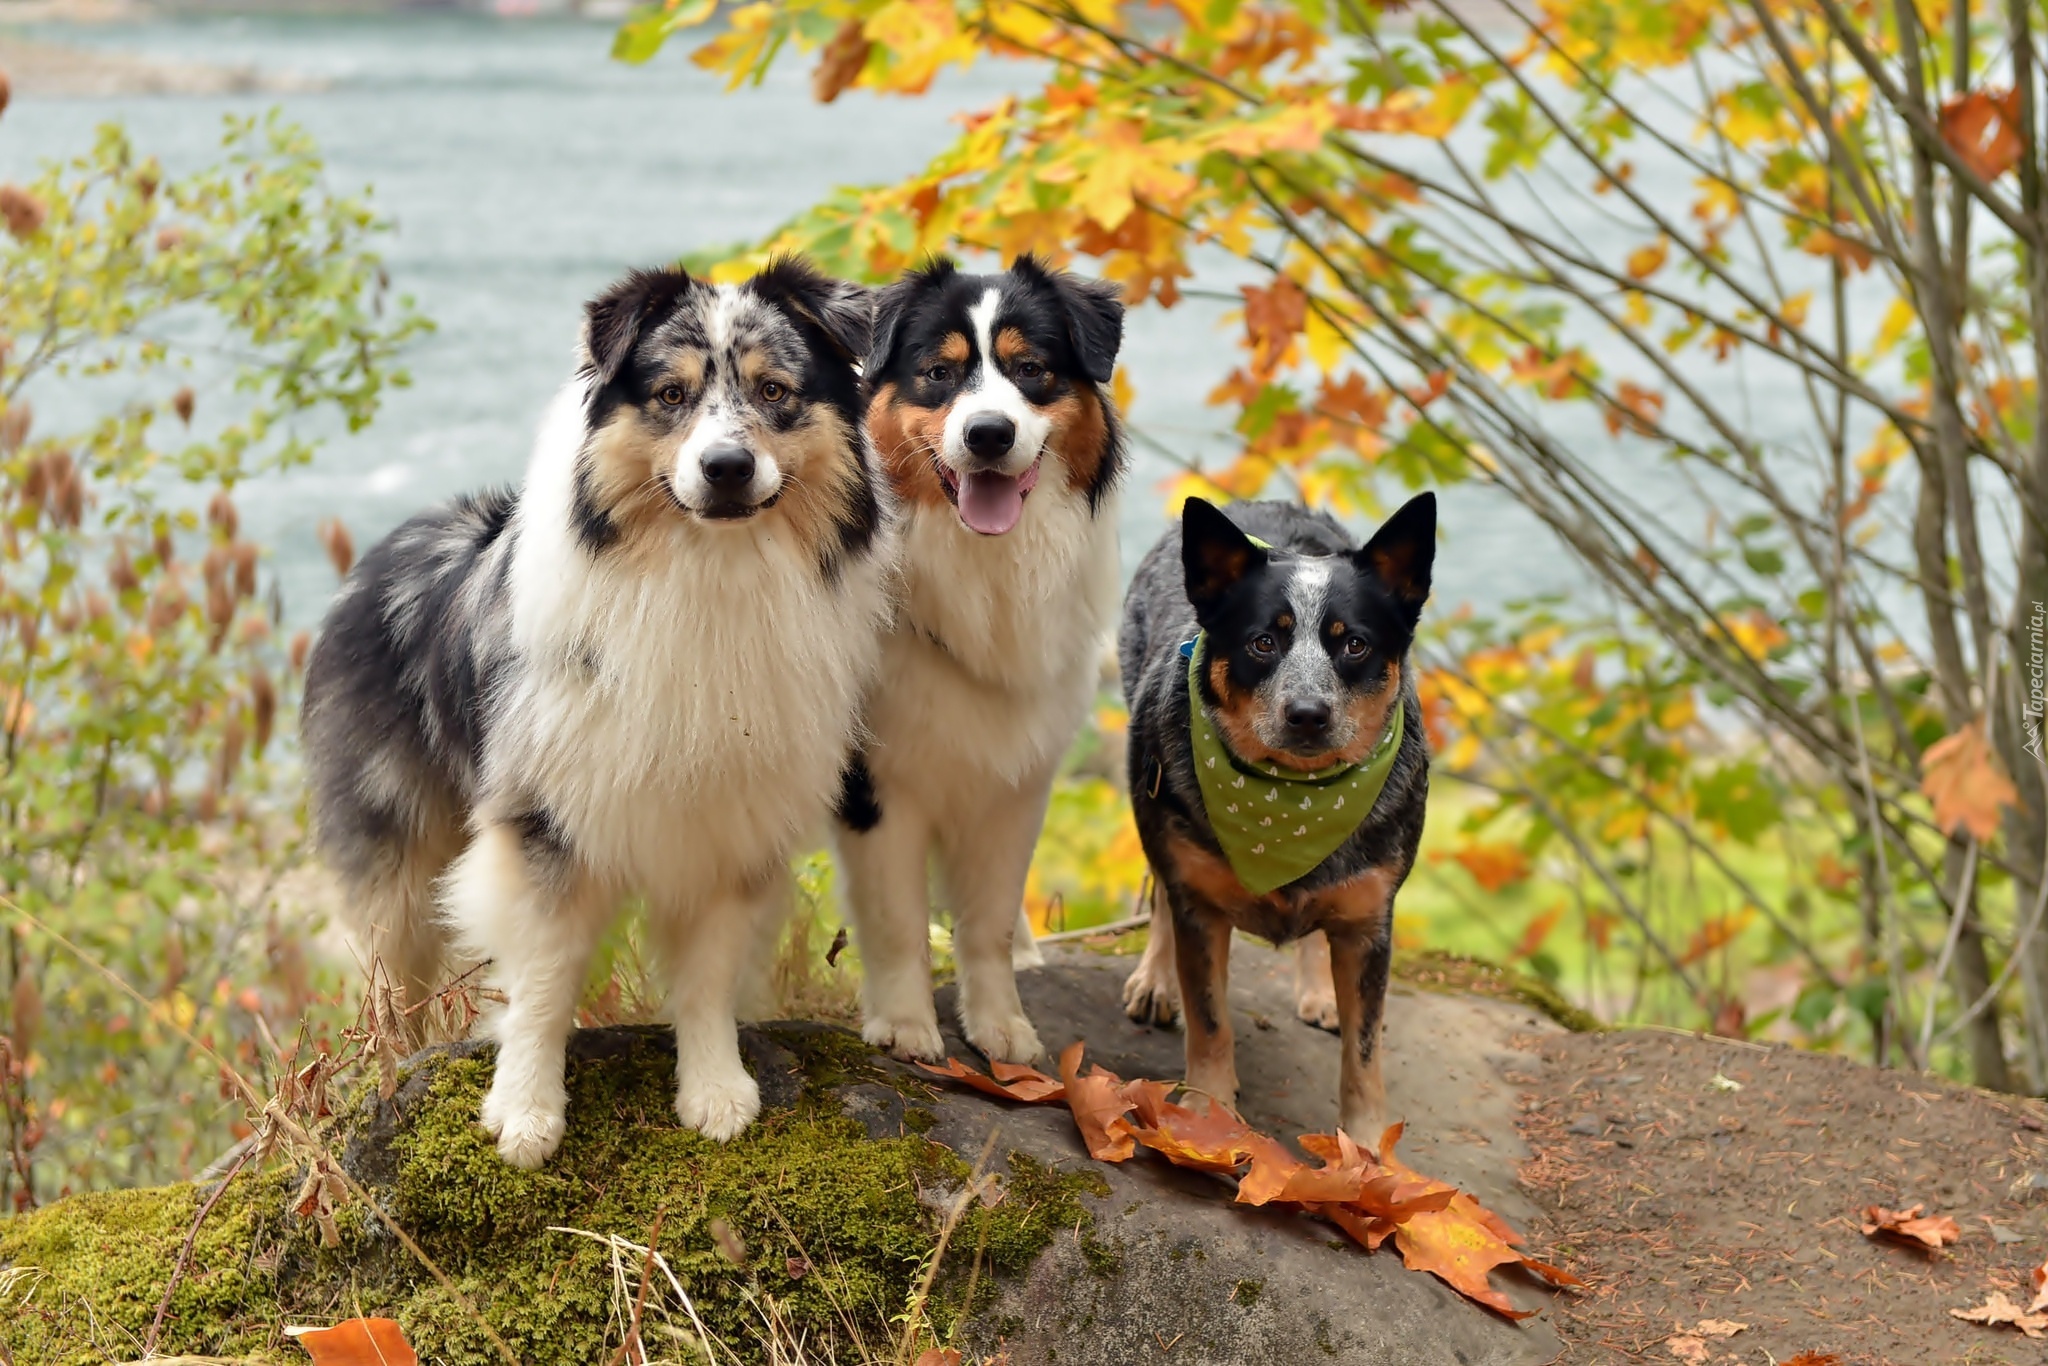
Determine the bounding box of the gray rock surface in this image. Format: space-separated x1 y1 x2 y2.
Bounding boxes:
931 940 1567 1366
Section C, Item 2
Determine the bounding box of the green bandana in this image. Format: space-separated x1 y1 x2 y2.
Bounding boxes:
1185 633 1404 895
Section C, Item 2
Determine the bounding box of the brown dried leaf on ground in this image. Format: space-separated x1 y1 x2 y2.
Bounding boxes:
1056 1041 1137 1161
1861 1202 1963 1250
914 1056 1066 1104
1780 1355 1842 1366
286 1317 420 1366
1950 1290 2048 1339
2029 1255 2048 1314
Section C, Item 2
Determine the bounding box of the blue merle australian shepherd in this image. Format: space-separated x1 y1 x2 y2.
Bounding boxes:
301 260 894 1167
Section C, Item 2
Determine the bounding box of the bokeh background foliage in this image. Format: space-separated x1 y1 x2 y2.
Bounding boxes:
0 111 425 1201
619 0 2047 1089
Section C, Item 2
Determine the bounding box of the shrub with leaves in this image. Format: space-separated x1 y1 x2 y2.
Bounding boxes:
619 0 2048 1088
0 111 425 1199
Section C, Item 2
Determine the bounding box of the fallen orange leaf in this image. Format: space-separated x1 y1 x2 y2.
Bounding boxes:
1951 1289 2048 1338
1057 1041 1136 1161
1780 1354 1842 1366
2031 1255 2048 1314
912 1056 1065 1104
285 1318 419 1366
1861 1202 1962 1251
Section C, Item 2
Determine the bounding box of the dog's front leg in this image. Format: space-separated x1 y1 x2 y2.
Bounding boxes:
839 799 945 1060
652 869 777 1142
1168 887 1238 1109
1327 920 1393 1145
937 772 1052 1063
446 820 607 1170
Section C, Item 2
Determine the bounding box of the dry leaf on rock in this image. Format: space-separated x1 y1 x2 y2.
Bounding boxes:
1780 1355 1842 1366
914 1057 1065 1104
285 1318 419 1366
1861 1202 1962 1250
1665 1336 1708 1364
2029 1254 2048 1314
1057 1041 1136 1161
1951 1290 2048 1338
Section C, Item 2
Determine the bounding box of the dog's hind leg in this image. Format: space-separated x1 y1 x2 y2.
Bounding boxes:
937 773 1052 1064
1011 905 1045 971
1120 878 1181 1027
353 817 466 1047
1168 887 1238 1110
1292 931 1342 1033
839 804 945 1061
651 867 777 1142
446 820 609 1170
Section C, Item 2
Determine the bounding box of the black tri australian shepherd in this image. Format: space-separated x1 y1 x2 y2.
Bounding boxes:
1119 494 1434 1139
301 260 894 1168
836 256 1125 1064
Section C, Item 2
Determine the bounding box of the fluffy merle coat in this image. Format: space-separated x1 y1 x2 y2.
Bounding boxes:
835 257 1126 1065
302 260 894 1167
1118 496 1434 1140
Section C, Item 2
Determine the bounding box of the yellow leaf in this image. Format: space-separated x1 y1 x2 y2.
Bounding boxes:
1873 296 1917 354
1111 365 1137 414
1305 304 1345 374
1626 238 1668 279
1780 290 1812 328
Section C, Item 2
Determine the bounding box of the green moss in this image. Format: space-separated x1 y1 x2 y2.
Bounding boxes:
1394 949 1605 1033
0 1026 1104 1366
1231 1278 1262 1306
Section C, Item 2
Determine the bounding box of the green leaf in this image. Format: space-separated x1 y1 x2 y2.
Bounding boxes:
612 0 717 64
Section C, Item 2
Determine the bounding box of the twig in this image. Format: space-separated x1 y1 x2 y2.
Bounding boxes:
1034 914 1150 944
144 1142 254 1357
604 1209 666 1366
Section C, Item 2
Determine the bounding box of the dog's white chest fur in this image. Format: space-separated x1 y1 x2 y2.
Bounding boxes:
866 482 1120 794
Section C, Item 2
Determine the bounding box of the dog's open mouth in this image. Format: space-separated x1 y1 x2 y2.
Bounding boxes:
693 490 782 522
936 458 1041 536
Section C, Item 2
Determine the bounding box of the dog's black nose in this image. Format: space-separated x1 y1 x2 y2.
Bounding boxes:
962 413 1017 460
702 444 755 490
1285 698 1333 733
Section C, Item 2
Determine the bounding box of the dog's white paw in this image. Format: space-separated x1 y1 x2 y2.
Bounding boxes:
675 1067 761 1142
862 1013 946 1062
1122 959 1181 1027
480 1084 567 1170
964 1007 1043 1064
1295 987 1341 1034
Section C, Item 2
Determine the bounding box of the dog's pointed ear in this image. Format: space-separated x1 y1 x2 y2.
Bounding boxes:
750 256 874 363
1182 497 1266 617
584 266 695 390
867 257 955 381
1016 254 1124 385
1356 491 1436 624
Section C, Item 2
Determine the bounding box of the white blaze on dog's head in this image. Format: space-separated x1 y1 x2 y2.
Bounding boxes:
934 287 1057 533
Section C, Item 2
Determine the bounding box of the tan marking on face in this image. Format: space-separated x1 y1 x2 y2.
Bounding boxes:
866 382 951 511
1329 620 1346 637
663 352 708 393
1208 653 1314 773
760 404 872 564
1329 660 1402 766
735 347 797 394
936 333 971 366
581 410 683 550
1277 612 1294 630
1040 383 1110 496
994 327 1035 365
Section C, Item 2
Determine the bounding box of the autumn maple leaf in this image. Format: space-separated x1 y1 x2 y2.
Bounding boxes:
1920 722 2020 841
1861 1202 1963 1250
1951 1289 2048 1338
1057 1041 1137 1161
914 1056 1067 1104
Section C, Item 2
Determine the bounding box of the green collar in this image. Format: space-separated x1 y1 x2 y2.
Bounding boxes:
1185 632 1404 895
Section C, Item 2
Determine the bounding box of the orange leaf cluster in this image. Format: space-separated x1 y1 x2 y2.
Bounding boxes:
919 1044 1583 1318
1920 721 2020 842
1859 1202 1962 1251
287 1318 419 1366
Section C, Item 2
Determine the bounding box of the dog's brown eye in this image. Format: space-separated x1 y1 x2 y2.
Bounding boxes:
1015 359 1044 379
658 385 685 406
924 364 951 385
760 380 787 403
1343 636 1368 659
1249 634 1277 658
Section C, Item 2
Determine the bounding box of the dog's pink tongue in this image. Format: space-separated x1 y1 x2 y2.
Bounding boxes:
958 470 1027 535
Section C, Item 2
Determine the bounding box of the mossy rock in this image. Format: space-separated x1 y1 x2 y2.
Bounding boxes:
0 1024 1099 1365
